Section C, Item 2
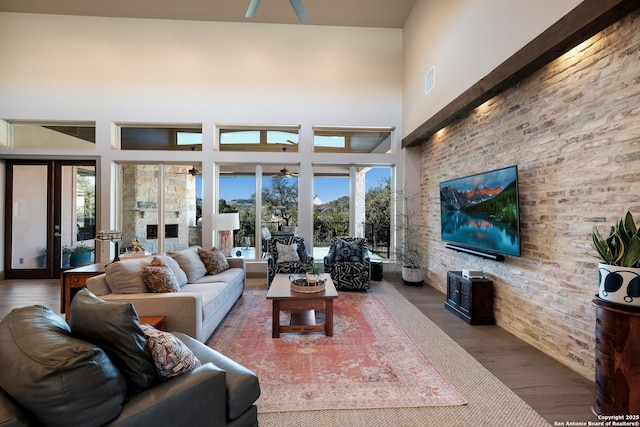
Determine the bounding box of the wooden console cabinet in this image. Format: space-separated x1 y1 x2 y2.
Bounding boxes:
592 299 640 416
444 271 495 325
61 263 108 321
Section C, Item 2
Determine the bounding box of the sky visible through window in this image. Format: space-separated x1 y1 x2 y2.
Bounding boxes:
202 167 390 203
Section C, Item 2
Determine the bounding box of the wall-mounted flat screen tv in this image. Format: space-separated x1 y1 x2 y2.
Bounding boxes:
439 165 521 258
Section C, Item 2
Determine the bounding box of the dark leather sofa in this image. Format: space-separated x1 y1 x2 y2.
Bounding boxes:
0 299 260 427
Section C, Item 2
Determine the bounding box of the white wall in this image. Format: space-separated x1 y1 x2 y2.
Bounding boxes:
0 12 404 270
0 13 402 126
402 0 582 137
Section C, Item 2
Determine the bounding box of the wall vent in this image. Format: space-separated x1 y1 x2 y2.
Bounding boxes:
425 66 435 95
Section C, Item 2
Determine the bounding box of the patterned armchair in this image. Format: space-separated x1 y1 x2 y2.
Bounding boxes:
266 235 314 287
324 237 371 291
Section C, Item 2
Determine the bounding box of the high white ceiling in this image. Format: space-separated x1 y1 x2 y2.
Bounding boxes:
0 0 418 28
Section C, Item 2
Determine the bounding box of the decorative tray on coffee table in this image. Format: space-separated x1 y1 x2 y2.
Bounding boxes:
289 277 327 293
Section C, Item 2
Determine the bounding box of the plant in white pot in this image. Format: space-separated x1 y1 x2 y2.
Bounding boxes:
592 211 640 307
305 262 322 285
394 188 425 285
62 246 72 268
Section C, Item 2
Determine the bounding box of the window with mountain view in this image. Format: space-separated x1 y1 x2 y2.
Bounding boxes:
217 164 299 260
313 165 391 260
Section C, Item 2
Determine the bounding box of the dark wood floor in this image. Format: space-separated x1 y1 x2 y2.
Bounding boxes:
386 275 598 425
0 275 597 424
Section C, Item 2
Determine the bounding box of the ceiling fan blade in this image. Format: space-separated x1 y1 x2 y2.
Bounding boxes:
289 0 308 21
246 0 261 18
271 166 299 178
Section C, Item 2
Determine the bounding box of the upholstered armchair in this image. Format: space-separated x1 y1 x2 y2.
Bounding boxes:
266 235 314 287
324 237 371 290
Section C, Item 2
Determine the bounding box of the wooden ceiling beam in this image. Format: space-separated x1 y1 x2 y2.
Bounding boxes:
402 0 640 148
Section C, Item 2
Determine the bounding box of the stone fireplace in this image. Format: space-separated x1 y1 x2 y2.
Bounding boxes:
121 165 198 254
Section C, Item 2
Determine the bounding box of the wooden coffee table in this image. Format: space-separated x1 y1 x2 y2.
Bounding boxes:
266 273 338 338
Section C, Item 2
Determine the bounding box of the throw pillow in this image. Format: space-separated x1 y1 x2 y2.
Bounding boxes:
104 256 151 294
0 305 127 427
334 238 363 263
143 257 180 293
70 288 160 395
155 254 188 287
142 324 202 379
197 247 230 275
168 246 207 283
276 241 300 263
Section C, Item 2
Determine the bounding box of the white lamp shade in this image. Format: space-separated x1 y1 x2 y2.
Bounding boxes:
212 212 240 230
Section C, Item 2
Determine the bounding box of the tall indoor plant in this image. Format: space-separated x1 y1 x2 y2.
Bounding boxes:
395 188 425 285
592 211 640 307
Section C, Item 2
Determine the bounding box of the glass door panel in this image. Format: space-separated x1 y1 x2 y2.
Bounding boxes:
364 166 392 260
262 169 299 233
4 160 96 279
11 165 48 270
313 166 349 259
219 165 256 259
164 164 199 253
60 165 96 268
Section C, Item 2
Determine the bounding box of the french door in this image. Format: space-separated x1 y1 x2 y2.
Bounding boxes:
4 160 96 279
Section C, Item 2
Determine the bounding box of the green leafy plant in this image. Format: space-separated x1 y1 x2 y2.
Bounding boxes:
592 211 640 267
62 246 73 255
306 262 322 276
394 188 425 269
72 243 95 253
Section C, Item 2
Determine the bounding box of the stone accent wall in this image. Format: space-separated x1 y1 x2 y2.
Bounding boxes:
121 165 197 254
419 11 640 379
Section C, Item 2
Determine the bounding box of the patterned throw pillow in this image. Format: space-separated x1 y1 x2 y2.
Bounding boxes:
142 257 180 293
141 324 201 379
197 247 230 275
276 242 300 263
334 238 363 263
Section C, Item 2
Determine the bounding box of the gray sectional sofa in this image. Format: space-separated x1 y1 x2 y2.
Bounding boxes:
0 295 260 427
86 246 246 342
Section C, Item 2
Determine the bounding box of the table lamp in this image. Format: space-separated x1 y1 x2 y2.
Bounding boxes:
95 230 123 263
212 213 240 256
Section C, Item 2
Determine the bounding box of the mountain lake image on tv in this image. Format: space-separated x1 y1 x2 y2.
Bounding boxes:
440 165 521 257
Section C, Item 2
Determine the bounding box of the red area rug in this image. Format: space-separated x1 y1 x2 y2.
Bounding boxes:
208 289 466 413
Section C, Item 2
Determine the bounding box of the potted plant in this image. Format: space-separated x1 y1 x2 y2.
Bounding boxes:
69 243 94 267
62 246 72 268
306 263 322 285
394 188 426 285
592 211 640 307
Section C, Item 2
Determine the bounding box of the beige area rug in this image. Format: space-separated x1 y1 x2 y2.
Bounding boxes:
213 279 551 426
208 288 466 412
